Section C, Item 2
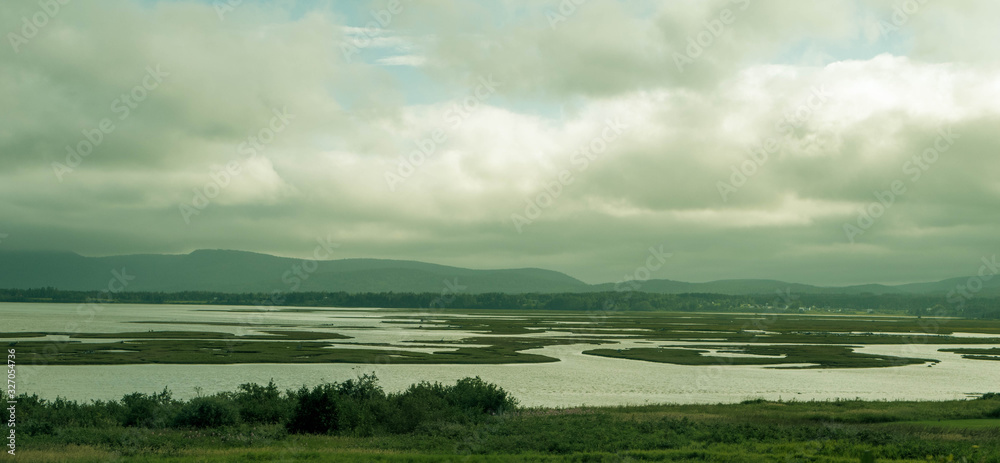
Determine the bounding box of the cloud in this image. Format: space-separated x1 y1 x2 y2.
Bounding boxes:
375 54 426 66
0 0 998 286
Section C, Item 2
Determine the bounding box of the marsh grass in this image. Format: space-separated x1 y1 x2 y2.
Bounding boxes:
14 391 1000 462
9 311 1000 367
584 344 938 368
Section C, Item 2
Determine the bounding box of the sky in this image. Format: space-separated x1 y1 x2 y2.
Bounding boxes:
1 0 998 286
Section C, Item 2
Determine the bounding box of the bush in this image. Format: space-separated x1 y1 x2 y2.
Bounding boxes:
14 376 517 438
120 388 175 428
173 396 239 428
287 383 341 434
15 394 56 435
14 394 120 433
286 374 392 435
389 381 451 433
285 375 516 435
334 374 390 435
446 376 518 415
234 380 290 424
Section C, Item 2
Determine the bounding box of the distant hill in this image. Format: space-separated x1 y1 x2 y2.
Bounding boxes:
0 250 589 294
0 249 997 296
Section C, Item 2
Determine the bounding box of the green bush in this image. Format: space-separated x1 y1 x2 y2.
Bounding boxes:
14 394 56 435
389 381 451 433
334 374 390 436
285 375 515 435
445 376 518 415
234 380 290 424
120 388 175 428
286 383 341 434
14 376 517 438
286 374 392 435
173 395 239 428
14 395 121 433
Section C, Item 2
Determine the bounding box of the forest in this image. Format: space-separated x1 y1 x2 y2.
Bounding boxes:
1 287 998 318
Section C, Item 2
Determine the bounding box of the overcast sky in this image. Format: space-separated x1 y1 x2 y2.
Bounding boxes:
1 0 998 285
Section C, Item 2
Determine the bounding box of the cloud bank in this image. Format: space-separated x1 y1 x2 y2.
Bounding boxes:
1 0 998 285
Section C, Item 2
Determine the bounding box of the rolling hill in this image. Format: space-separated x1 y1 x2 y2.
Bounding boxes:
0 249 997 296
0 250 590 294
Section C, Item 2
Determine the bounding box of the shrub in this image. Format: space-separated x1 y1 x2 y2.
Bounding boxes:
120 388 175 428
15 394 56 435
446 376 518 415
173 396 239 428
12 376 519 436
390 381 451 433
286 374 394 435
333 374 389 435
287 383 341 434
234 380 290 424
14 394 123 434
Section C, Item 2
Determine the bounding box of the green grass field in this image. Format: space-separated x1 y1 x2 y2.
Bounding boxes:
14 395 1000 462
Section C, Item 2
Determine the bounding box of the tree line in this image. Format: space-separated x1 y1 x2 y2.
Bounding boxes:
0 287 997 318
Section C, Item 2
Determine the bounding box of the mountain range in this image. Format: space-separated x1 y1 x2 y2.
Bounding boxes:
0 249 996 296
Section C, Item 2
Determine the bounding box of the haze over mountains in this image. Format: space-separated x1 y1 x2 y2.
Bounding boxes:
0 250 996 297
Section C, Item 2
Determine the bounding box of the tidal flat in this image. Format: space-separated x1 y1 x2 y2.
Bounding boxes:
5 302 1000 406
7 307 1000 367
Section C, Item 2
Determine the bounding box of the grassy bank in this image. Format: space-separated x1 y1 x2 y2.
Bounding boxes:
8 378 1000 462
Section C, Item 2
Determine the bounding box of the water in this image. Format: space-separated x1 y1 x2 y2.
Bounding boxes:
4 302 999 407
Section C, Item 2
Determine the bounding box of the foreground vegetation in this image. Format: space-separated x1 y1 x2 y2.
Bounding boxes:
9 378 1000 462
